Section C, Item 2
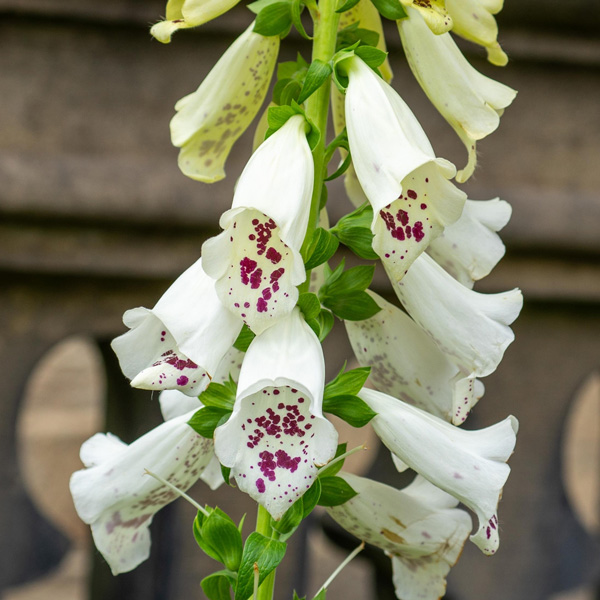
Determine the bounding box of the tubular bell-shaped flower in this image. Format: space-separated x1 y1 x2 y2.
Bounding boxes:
327 474 472 600
446 0 508 66
70 410 213 574
170 22 279 182
344 56 466 281
359 387 518 555
391 253 522 378
202 115 313 334
150 0 241 43
345 291 484 424
398 8 516 182
427 197 511 287
213 309 338 519
111 258 242 396
399 0 452 34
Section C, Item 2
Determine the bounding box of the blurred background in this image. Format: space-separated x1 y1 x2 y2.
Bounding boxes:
1 0 599 598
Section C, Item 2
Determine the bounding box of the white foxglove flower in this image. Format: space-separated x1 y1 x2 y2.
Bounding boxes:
170 22 279 182
111 258 242 396
392 253 522 378
328 474 472 600
427 198 511 287
345 56 466 281
214 309 338 519
202 115 313 335
398 8 516 183
70 410 213 574
446 0 508 66
345 291 484 424
150 0 241 43
400 0 452 34
359 387 518 555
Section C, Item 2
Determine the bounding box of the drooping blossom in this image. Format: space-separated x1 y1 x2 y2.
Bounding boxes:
169 22 279 182
214 308 338 519
399 0 453 34
202 114 313 334
359 387 518 555
111 258 242 396
328 474 472 600
344 56 466 281
398 7 516 182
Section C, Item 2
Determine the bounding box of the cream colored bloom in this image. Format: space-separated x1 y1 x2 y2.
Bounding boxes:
398 7 516 182
151 0 241 43
344 56 466 280
446 0 508 66
328 474 472 600
400 0 452 34
170 22 279 182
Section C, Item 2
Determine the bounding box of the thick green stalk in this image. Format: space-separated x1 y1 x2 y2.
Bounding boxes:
255 504 276 600
299 0 341 291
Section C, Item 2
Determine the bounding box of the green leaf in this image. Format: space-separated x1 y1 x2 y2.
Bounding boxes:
334 226 378 260
354 45 387 69
293 592 307 600
318 476 358 507
253 1 293 36
221 464 233 486
202 511 244 571
297 59 332 104
248 0 282 13
315 309 334 341
235 533 287 600
233 324 256 352
370 0 407 20
201 570 236 600
318 181 328 210
336 0 361 13
304 227 339 270
277 56 308 80
302 478 322 518
200 381 236 411
322 258 345 287
313 589 327 600
322 264 375 296
337 24 380 48
318 443 347 479
297 292 321 321
324 366 371 399
188 407 231 438
291 0 312 39
271 498 304 541
193 510 223 562
322 290 381 320
322 394 377 427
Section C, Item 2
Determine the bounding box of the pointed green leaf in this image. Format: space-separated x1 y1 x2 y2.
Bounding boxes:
201 570 236 600
318 443 347 479
304 227 339 270
354 45 387 69
318 476 358 507
336 0 361 13
202 511 244 571
325 366 371 399
315 309 334 342
188 406 231 438
298 59 332 104
370 0 407 20
271 498 304 541
253 1 293 36
322 264 375 296
200 381 236 411
235 533 287 600
291 0 312 39
233 324 256 352
322 394 377 427
297 292 321 321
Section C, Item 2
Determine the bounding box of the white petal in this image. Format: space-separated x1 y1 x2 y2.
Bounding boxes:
202 115 312 334
170 22 279 181
111 258 242 396
80 432 127 468
428 198 511 287
159 389 202 421
398 9 516 182
327 473 472 600
345 291 483 424
360 388 518 555
214 310 337 518
199 453 226 490
392 253 522 378
345 56 465 278
70 410 213 574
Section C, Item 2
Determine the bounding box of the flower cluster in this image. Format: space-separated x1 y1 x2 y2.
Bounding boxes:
70 1 521 598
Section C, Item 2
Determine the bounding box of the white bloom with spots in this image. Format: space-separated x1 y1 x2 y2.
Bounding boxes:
427 198 512 287
214 309 338 519
345 291 484 424
202 115 313 335
359 387 518 555
70 410 213 574
328 474 472 600
170 22 279 182
150 0 241 43
398 8 516 182
392 253 522 379
345 56 466 281
111 258 242 396
446 0 508 66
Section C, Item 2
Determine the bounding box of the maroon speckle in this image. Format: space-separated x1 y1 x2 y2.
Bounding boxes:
413 221 425 242
266 247 282 264
407 189 417 199
420 203 427 210
257 297 268 312
250 268 263 289
256 478 266 493
240 257 257 285
176 375 189 386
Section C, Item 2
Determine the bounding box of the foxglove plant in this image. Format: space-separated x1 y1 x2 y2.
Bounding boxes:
71 1 522 599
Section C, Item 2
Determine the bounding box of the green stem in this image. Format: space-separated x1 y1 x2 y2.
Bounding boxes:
255 505 276 600
299 0 341 291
